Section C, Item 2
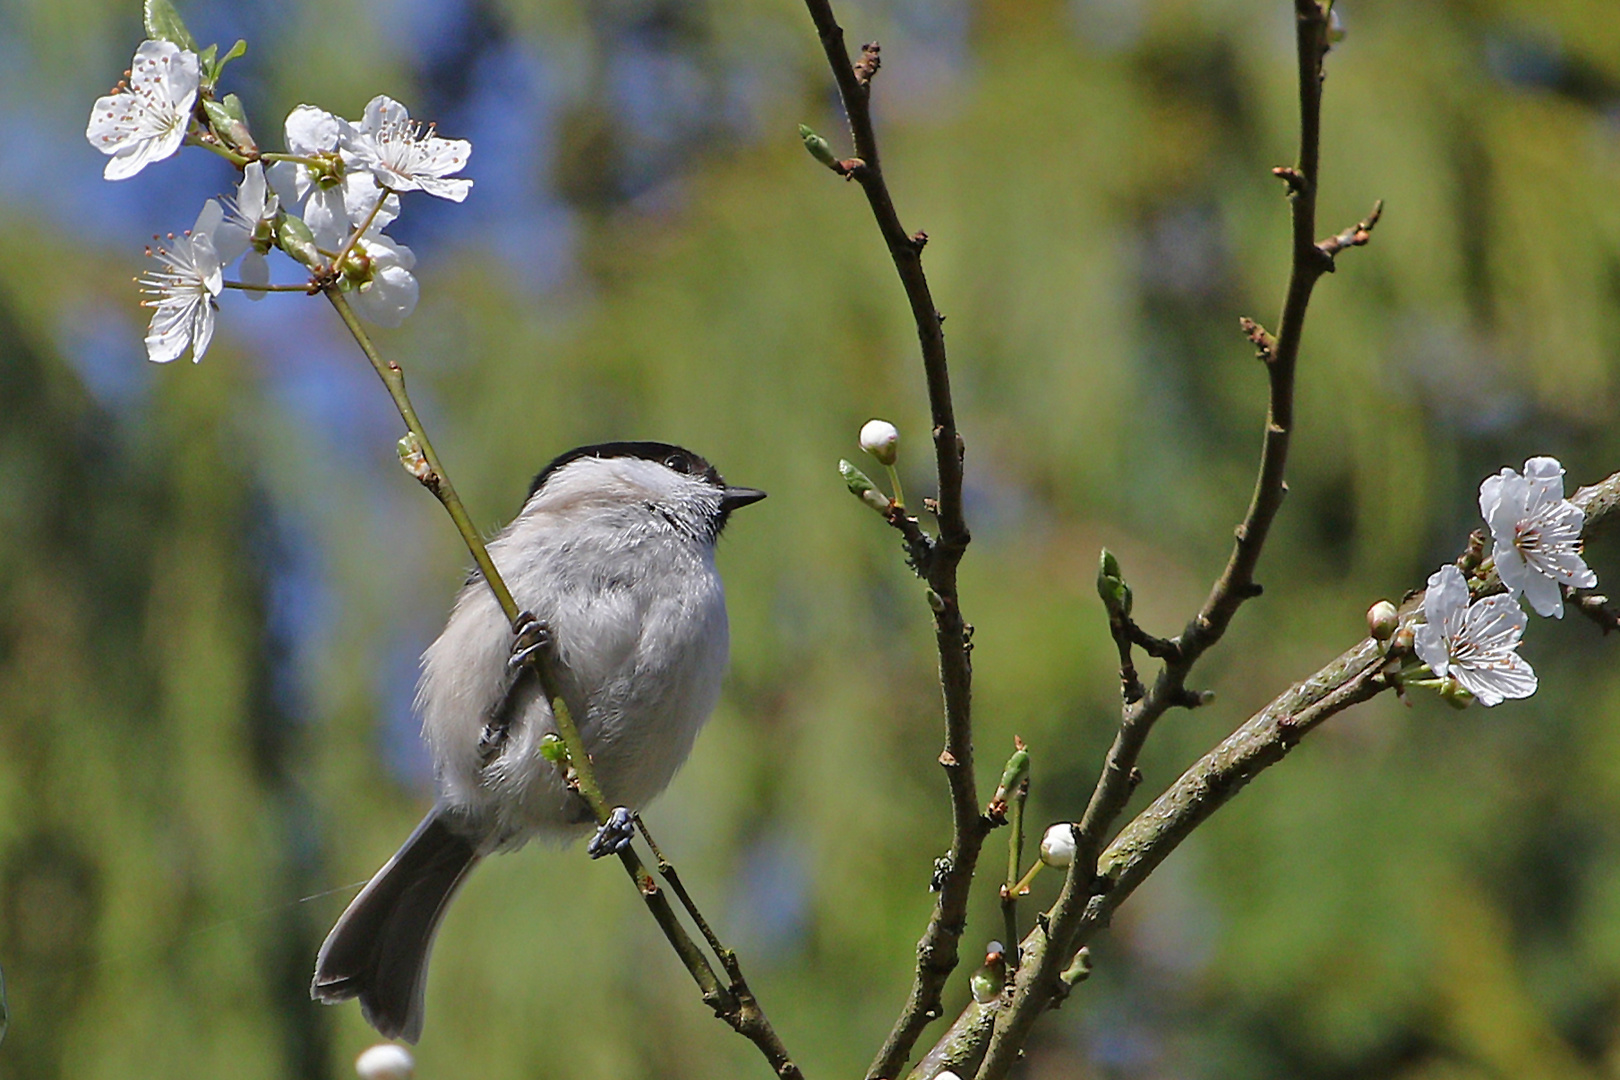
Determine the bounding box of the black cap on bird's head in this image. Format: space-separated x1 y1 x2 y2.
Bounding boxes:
527 441 766 533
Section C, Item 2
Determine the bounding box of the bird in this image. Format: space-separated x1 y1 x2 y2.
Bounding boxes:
310 441 765 1042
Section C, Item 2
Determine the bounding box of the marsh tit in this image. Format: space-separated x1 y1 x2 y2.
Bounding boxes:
311 442 765 1042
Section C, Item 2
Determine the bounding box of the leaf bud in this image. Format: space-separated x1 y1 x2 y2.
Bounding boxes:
538 733 569 764
859 418 900 466
1096 548 1133 619
798 123 838 169
839 459 892 514
396 434 431 482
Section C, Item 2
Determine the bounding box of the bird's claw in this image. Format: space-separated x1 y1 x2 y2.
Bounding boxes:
509 611 552 672
587 806 636 859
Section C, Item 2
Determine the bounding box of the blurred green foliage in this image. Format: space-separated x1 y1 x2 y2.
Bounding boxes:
2 0 1620 1078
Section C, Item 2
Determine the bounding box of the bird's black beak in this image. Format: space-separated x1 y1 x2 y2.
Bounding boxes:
721 486 767 512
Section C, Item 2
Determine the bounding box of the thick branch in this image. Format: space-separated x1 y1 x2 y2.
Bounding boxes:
801 4 986 1077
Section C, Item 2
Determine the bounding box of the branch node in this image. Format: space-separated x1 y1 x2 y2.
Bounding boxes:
855 40 882 86
1317 198 1385 260
1272 165 1308 195
1239 316 1277 363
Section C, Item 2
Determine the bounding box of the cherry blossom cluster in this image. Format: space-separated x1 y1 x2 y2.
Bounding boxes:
1407 457 1598 707
85 10 471 364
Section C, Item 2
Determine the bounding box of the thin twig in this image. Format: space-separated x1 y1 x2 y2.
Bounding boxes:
912 468 1619 1077
800 4 986 1077
971 5 1344 1077
323 289 802 1079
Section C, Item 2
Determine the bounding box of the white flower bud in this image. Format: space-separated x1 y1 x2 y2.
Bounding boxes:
859 419 900 466
934 1072 963 1080
1040 823 1076 868
1366 600 1398 642
356 1044 414 1080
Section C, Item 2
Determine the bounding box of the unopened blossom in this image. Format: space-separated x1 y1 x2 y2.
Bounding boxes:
1413 565 1536 707
86 40 199 180
217 162 279 299
138 200 228 363
267 105 397 251
342 230 418 327
1479 456 1597 618
354 1043 413 1080
859 419 900 466
1040 824 1076 868
340 95 472 202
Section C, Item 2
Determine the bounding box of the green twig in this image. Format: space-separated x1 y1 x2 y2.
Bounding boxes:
323 288 802 1077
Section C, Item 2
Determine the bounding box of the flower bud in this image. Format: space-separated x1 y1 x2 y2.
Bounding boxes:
1366 600 1398 642
202 97 257 155
355 1044 414 1080
934 1073 963 1080
1391 626 1414 654
859 419 900 466
1040 823 1076 868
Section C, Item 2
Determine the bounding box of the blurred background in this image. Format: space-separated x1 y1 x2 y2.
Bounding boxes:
2 0 1619 1077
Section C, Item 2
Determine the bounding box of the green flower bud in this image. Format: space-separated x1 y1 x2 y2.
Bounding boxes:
276 213 321 269
202 98 257 154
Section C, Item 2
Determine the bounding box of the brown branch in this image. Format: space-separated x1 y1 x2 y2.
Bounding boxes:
971 5 1345 1077
1316 199 1384 261
912 467 1619 1078
801 3 985 1077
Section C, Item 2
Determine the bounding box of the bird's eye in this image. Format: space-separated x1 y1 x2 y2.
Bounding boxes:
664 453 690 474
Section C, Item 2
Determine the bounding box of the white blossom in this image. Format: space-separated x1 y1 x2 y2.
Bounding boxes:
1039 824 1076 868
267 105 398 251
859 419 900 466
217 162 279 300
1479 456 1597 618
1413 565 1537 707
339 95 472 202
137 200 227 363
343 230 419 328
86 40 199 180
354 1043 414 1080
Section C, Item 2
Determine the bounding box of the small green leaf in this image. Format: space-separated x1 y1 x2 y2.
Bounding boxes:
143 0 199 51
220 38 248 66
1096 548 1132 618
538 733 569 764
197 42 218 72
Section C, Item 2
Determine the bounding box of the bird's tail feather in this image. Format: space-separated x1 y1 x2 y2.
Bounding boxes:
311 809 479 1043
